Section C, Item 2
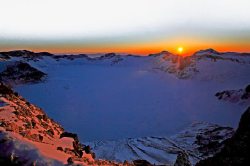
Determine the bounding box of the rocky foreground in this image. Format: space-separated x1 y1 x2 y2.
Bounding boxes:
0 83 134 166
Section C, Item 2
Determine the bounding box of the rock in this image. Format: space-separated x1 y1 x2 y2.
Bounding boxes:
196 107 250 166
36 114 43 120
38 134 43 142
12 111 20 116
133 160 152 166
83 145 96 159
36 114 48 121
0 83 13 95
83 145 91 154
60 132 78 141
60 132 85 158
46 129 54 137
73 141 83 157
215 86 250 103
241 84 250 100
195 126 234 157
41 122 49 129
0 61 46 84
31 120 36 128
67 157 74 165
57 147 63 151
245 84 250 93
24 122 32 129
123 160 131 165
174 152 192 166
5 123 19 133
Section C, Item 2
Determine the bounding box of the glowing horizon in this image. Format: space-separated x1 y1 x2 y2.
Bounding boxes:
0 0 250 55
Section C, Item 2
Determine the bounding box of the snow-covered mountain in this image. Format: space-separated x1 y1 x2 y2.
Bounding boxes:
1 49 250 165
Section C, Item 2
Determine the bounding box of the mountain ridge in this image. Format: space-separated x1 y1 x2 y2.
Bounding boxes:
1 48 250 59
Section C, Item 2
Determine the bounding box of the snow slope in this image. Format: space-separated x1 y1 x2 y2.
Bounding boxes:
86 122 234 165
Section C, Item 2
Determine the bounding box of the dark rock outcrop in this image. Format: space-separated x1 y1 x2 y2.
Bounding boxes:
195 126 234 157
245 84 250 93
196 107 250 166
0 83 14 95
60 132 91 158
241 84 250 99
60 132 78 141
133 159 152 166
0 61 46 84
100 53 117 59
174 152 192 166
215 84 250 102
52 54 88 61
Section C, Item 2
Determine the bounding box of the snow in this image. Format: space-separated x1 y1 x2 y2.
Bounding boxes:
86 121 234 165
0 131 64 166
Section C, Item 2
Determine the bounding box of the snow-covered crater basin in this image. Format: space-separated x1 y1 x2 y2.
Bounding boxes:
14 56 249 141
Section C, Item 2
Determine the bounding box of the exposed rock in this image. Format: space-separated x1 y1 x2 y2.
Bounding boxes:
83 145 91 154
133 159 152 166
87 121 234 165
67 157 74 165
100 53 117 59
0 61 46 84
36 114 48 122
174 152 192 166
0 83 13 96
196 107 250 166
195 126 234 157
60 132 86 158
245 84 250 93
60 132 78 141
241 84 250 100
5 123 20 133
46 129 55 137
57 147 63 151
215 85 250 103
38 134 43 142
52 54 88 61
31 119 36 128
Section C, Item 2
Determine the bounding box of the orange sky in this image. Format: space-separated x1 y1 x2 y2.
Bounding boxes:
1 36 249 56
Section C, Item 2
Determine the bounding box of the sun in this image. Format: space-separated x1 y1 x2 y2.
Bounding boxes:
177 47 184 54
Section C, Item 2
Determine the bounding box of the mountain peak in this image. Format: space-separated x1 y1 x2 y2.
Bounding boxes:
148 50 172 57
194 48 220 56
